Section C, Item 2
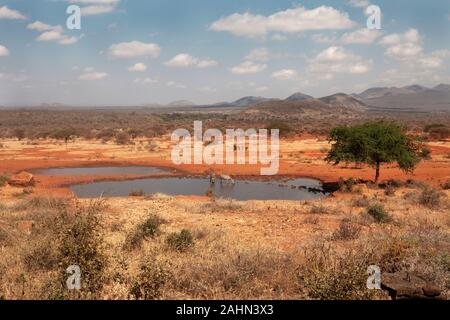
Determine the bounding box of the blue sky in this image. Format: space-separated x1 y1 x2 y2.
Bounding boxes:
0 0 449 106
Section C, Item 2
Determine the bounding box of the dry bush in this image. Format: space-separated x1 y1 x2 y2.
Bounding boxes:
298 243 377 300
352 197 370 208
129 258 170 300
52 200 108 298
310 205 329 215
419 188 444 209
0 173 10 187
331 221 361 241
115 132 131 145
303 216 319 225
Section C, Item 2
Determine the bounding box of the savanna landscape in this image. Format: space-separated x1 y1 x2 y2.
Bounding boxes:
0 99 449 300
1 0 450 305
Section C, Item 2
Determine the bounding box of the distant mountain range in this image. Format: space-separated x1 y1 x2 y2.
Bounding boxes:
353 84 450 112
9 83 450 112
198 83 450 112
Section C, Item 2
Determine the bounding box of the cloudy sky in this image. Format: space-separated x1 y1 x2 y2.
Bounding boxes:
0 0 450 106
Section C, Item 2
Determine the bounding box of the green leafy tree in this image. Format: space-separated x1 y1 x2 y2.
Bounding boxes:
326 122 422 182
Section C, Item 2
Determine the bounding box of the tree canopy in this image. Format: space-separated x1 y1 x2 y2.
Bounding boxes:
325 122 422 182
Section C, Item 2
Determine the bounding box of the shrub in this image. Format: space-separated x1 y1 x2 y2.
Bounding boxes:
419 188 443 209
129 190 145 197
442 181 450 190
352 197 370 208
129 260 169 300
266 120 293 137
310 205 328 214
331 221 361 241
338 178 358 192
55 201 107 296
124 214 166 250
406 179 427 189
420 147 432 160
0 173 10 187
299 244 376 300
115 132 131 145
166 229 194 252
23 242 58 272
367 204 391 223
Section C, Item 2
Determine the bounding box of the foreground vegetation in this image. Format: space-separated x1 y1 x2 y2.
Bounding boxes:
0 181 448 299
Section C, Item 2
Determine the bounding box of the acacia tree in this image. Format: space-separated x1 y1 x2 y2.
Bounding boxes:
326 122 422 182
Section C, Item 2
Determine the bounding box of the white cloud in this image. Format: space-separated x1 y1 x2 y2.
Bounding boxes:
133 77 157 84
0 45 10 57
309 46 372 75
231 61 267 74
380 29 449 70
196 59 218 68
347 0 370 8
27 21 62 32
271 34 288 41
197 86 216 92
341 28 381 44
255 86 269 92
380 29 422 60
311 33 336 44
79 72 108 81
29 21 80 45
0 6 26 20
166 81 187 89
108 41 161 59
82 5 115 16
210 6 355 37
245 48 269 61
164 53 217 68
128 62 147 72
272 69 297 80
69 0 120 16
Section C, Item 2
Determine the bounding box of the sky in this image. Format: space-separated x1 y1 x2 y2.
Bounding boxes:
0 0 450 106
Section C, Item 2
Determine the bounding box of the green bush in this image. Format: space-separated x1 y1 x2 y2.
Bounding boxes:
166 229 194 252
367 204 391 223
124 214 166 250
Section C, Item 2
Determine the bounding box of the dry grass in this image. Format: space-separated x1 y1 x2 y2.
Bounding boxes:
0 186 448 300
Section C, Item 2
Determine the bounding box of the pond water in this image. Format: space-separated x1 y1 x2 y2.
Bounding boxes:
70 177 329 201
34 166 169 175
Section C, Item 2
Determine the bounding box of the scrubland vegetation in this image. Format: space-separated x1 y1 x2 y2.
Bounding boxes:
0 178 448 300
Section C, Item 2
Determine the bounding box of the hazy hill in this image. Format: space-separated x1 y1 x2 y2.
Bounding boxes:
356 84 450 112
285 92 314 102
319 93 367 111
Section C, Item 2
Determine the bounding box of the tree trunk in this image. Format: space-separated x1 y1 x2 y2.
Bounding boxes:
375 161 380 183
